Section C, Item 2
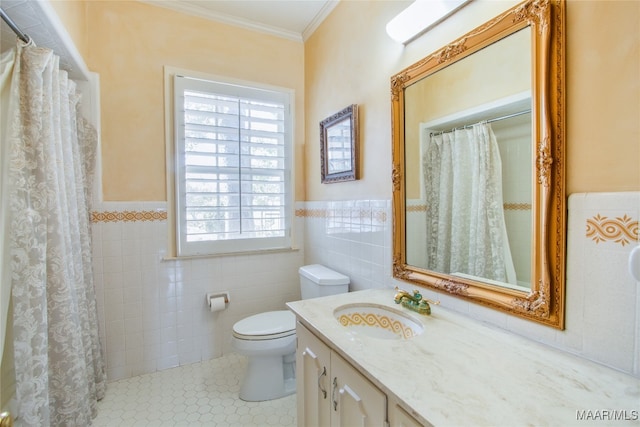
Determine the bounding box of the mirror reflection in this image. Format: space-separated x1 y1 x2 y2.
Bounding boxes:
326 117 353 174
404 28 533 290
391 0 566 329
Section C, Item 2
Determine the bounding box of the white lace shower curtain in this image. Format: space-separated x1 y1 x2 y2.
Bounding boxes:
423 122 517 285
1 41 105 426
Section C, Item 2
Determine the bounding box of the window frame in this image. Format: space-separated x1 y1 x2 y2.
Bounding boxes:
166 68 294 257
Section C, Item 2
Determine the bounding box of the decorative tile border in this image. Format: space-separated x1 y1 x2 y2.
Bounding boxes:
504 202 532 211
406 205 427 213
405 203 531 212
91 210 167 223
92 206 389 224
295 208 387 223
586 214 639 246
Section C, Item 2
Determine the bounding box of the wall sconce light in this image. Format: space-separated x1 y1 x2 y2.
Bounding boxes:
386 0 472 44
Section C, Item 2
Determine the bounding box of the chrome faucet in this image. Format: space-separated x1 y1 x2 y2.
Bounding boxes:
393 286 439 315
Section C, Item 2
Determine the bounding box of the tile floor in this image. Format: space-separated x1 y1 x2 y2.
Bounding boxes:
92 353 296 427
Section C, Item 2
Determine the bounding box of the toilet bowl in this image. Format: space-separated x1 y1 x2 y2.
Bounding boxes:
232 264 349 402
232 310 297 402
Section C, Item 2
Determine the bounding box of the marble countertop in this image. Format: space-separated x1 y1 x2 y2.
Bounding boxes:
287 289 640 426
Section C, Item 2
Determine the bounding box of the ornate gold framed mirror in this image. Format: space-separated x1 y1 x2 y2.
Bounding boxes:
391 0 565 328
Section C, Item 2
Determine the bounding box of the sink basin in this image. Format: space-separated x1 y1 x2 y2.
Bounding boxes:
334 303 424 340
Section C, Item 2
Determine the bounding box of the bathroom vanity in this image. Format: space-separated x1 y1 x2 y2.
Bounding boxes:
287 289 640 426
295 323 388 426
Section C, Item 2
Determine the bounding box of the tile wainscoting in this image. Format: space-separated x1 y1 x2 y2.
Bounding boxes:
92 194 639 382
565 192 639 375
301 195 639 377
91 201 304 381
92 199 393 381
299 200 392 291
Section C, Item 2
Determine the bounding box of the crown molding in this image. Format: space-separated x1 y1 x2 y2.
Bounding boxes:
302 1 339 41
139 0 330 43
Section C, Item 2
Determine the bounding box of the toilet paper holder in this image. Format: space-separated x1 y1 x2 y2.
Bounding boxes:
206 291 230 308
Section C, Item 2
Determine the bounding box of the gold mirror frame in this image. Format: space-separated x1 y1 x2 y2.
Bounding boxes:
391 0 565 328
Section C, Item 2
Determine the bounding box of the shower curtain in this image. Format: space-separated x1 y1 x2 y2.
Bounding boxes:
423 122 517 285
1 41 105 426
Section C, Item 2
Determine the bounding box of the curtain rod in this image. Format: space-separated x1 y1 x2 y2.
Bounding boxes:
430 109 532 137
0 7 31 44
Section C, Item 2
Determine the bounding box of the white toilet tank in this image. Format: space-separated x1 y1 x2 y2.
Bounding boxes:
299 264 349 299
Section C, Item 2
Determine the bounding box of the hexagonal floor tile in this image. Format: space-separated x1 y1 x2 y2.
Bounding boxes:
92 353 296 426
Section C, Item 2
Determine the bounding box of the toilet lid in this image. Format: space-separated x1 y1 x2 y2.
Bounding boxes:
233 310 296 340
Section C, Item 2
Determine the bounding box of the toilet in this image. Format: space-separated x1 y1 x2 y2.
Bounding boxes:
232 264 350 401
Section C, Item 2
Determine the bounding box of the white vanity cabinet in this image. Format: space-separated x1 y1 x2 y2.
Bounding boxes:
289 290 640 426
388 401 429 427
296 322 388 427
296 321 331 427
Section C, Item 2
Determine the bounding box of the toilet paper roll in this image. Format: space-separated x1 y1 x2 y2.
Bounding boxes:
208 296 226 313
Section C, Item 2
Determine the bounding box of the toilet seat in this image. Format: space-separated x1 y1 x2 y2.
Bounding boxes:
233 310 296 341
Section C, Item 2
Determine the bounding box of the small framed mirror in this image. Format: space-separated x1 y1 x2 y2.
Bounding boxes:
320 104 359 183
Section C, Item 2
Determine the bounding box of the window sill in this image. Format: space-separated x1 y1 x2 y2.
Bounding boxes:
161 246 300 262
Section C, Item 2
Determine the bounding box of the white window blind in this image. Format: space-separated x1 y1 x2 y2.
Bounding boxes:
174 75 292 256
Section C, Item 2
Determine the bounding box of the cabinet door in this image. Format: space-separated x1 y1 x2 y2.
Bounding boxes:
388 402 429 427
296 322 331 427
330 352 387 427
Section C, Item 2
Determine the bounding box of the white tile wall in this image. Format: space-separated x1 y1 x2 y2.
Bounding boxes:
303 193 640 377
92 201 305 381
93 194 639 381
495 116 532 285
564 192 640 375
302 200 391 292
405 199 427 268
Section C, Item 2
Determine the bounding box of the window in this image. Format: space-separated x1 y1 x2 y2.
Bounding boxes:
173 75 292 256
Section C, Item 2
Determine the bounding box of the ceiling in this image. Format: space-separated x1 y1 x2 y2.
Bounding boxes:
139 0 339 42
0 0 338 80
1 0 87 78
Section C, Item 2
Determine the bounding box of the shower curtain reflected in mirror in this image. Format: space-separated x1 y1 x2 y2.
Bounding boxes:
1 41 105 426
422 122 517 285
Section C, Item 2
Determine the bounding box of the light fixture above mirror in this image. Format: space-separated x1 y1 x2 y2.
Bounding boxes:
386 0 472 44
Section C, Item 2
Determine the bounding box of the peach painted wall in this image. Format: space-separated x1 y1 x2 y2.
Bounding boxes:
403 28 530 199
51 1 639 201
304 0 640 200
82 1 305 201
565 1 640 193
304 0 408 201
